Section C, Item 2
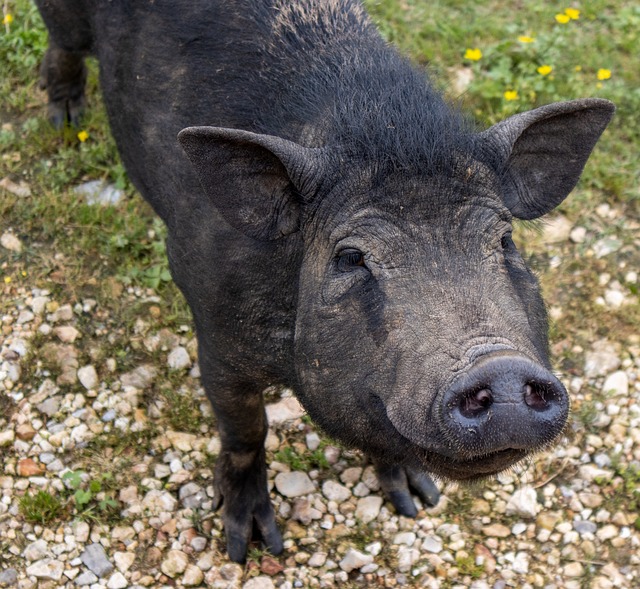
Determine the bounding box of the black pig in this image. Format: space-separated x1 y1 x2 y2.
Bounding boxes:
35 0 614 562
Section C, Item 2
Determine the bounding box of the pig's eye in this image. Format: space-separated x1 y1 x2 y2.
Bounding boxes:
501 233 515 251
336 249 367 272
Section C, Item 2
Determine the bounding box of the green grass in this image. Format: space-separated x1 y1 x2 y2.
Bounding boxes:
19 490 65 525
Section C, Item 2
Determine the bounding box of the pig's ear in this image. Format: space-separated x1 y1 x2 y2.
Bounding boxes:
178 127 325 240
481 98 615 220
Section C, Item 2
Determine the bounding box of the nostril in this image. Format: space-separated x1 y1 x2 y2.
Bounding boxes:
523 382 552 411
459 387 493 418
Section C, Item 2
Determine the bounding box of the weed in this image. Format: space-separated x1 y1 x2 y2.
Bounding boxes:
274 445 329 471
62 470 121 522
19 490 65 525
456 554 485 579
159 387 204 433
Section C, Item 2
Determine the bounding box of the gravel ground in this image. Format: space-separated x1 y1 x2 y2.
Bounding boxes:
1 210 640 589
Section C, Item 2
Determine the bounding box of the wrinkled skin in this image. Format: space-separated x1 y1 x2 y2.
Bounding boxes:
35 0 614 562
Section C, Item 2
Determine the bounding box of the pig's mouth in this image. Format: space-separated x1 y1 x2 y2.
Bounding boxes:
422 447 529 481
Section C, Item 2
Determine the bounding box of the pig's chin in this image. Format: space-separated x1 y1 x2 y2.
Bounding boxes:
421 448 529 481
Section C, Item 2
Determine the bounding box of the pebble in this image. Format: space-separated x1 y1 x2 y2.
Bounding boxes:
505 487 539 519
602 371 628 396
106 572 128 589
421 535 443 553
160 550 189 578
482 524 511 538
74 179 124 206
339 548 373 572
306 432 321 450
183 564 205 586
322 480 351 502
80 543 114 577
77 365 99 390
24 539 49 561
265 396 305 424
167 346 191 370
355 495 383 523
274 471 315 497
563 561 584 577
0 231 22 252
543 215 572 243
242 577 275 589
584 340 621 377
53 325 81 343
0 569 18 586
114 552 135 573
25 559 64 581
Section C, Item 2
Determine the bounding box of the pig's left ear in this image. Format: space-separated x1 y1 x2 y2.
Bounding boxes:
178 126 325 240
480 98 615 220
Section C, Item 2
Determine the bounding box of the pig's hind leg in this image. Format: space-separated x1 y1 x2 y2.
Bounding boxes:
373 460 441 516
39 42 87 128
35 0 91 128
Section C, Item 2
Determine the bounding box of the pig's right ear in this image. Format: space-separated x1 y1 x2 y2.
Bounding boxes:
178 127 325 240
480 98 615 220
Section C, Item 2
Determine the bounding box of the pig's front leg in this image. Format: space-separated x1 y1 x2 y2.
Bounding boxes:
371 459 440 516
205 374 283 562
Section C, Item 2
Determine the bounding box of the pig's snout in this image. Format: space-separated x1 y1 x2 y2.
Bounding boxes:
441 352 569 456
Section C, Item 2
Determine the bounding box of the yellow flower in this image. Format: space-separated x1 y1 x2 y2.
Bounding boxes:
597 68 611 80
574 65 582 72
3 276 11 284
555 13 570 24
518 35 535 43
564 8 580 20
464 48 482 61
537 65 553 76
504 90 519 101
2 13 13 25
77 130 89 142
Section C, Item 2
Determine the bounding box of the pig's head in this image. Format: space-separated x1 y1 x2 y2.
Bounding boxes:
179 98 614 481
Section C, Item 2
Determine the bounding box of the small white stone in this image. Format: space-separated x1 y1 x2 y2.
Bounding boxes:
0 231 22 252
307 552 327 567
274 471 315 498
393 531 416 546
396 546 420 572
242 577 275 589
322 480 351 502
355 496 383 524
161 550 189 578
25 559 64 581
602 371 628 396
53 325 80 343
421 535 443 553
74 522 90 543
604 289 626 308
569 226 587 243
305 432 321 450
114 552 135 573
167 346 191 370
584 341 620 378
77 365 99 390
107 571 128 589
543 215 572 243
339 548 373 572
24 540 50 561
182 564 204 586
265 397 305 424
0 430 15 447
505 487 539 519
